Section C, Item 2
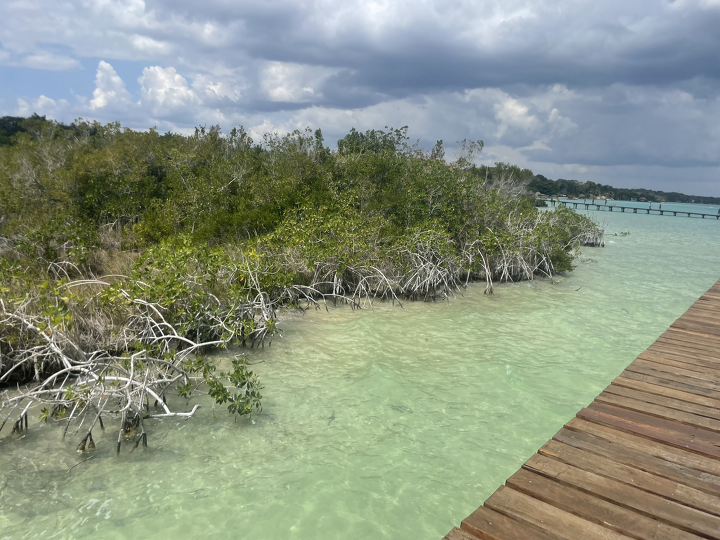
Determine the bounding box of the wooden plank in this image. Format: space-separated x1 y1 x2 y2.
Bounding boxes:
507 469 704 540
624 364 720 394
661 325 720 340
690 300 718 309
682 313 720 326
587 402 720 446
674 314 720 328
647 341 720 360
685 307 720 320
595 391 720 432
443 527 480 540
577 405 720 459
655 331 720 347
654 339 720 357
484 486 632 540
656 340 720 357
652 344 720 361
668 326 720 341
671 321 720 336
648 346 720 364
523 454 720 539
552 427 720 495
565 418 720 476
682 307 720 319
629 358 720 385
677 315 720 330
686 298 720 308
618 370 720 402
670 320 720 338
687 299 720 310
603 384 720 422
701 289 720 297
627 357 720 384
672 316 720 329
663 327 720 346
461 507 565 540
612 376 720 409
639 352 720 374
685 303 720 315
539 440 720 516
639 354 720 377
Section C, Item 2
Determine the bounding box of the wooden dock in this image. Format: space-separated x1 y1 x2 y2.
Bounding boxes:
548 199 720 219
444 279 720 540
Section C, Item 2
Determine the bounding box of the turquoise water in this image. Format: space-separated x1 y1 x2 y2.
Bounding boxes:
2 209 720 539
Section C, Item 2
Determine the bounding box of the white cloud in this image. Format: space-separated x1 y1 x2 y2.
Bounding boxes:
15 95 69 117
139 66 198 108
260 62 336 103
547 108 577 137
192 74 243 101
22 53 82 71
81 0 157 28
248 119 283 142
130 34 171 55
494 95 539 139
90 61 132 109
666 0 720 11
16 99 31 117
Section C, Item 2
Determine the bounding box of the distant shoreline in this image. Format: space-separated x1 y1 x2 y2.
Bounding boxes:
529 176 720 205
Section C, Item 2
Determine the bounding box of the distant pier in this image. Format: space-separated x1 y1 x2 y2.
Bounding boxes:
443 278 720 540
548 199 720 219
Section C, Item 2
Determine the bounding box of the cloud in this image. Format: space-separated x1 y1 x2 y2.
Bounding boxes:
90 61 132 109
493 94 539 139
260 62 336 103
0 47 81 71
192 74 243 102
547 108 577 138
130 34 172 55
21 53 81 71
139 66 198 108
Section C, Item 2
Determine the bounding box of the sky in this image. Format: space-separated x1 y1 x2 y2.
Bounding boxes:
1 0 719 196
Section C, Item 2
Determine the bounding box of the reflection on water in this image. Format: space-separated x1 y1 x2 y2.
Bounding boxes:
2 211 720 539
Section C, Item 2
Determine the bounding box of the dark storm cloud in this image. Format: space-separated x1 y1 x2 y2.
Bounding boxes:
140 0 720 92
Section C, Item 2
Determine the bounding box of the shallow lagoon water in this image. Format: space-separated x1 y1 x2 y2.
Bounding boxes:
2 205 720 539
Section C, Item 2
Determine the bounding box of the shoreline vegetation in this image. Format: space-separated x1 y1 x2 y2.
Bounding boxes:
528 175 720 205
0 116 603 454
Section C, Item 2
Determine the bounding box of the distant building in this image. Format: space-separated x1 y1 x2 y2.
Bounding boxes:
630 197 637 202
639 197 647 202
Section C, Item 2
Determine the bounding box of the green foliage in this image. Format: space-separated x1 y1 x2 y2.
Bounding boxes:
1 115 602 409
206 358 263 417
337 126 410 156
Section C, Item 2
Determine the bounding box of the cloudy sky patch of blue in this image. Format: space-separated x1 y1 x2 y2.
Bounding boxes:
1 0 719 195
